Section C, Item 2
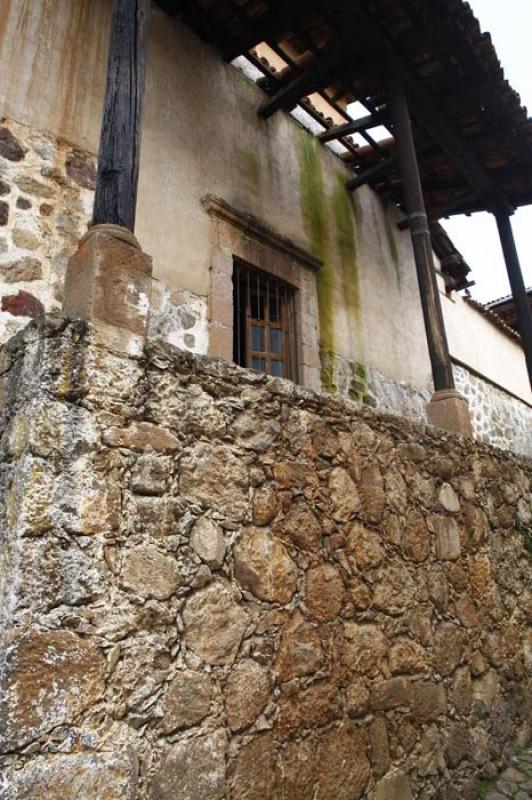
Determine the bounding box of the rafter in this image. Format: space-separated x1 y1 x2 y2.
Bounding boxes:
346 156 396 191
258 48 355 119
313 0 514 214
318 111 388 143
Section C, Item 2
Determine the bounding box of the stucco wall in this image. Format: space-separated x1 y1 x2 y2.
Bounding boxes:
0 0 529 437
0 316 530 800
0 0 432 394
441 288 530 405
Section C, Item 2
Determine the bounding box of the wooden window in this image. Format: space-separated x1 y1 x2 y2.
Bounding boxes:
233 260 298 381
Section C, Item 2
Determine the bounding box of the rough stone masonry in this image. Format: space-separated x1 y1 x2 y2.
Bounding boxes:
0 314 530 800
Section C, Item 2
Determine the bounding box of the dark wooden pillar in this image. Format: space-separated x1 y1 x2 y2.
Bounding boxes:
495 211 532 387
92 0 150 232
388 72 455 392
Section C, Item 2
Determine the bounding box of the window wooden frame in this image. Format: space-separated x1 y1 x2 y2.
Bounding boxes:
233 260 298 381
204 195 322 391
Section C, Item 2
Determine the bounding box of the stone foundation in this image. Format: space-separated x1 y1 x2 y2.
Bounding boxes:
454 363 532 459
331 351 532 458
0 315 530 799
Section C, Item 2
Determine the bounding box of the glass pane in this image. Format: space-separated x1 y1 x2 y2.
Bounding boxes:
270 328 282 354
251 325 265 352
252 357 266 372
269 293 280 323
271 359 284 377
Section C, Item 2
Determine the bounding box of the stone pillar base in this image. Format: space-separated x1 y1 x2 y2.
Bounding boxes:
426 389 473 437
62 224 152 356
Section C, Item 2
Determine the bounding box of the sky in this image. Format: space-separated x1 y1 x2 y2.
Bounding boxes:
441 0 532 303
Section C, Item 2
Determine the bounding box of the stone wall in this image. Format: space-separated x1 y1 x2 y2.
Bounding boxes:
0 119 95 341
453 363 532 459
328 352 532 459
0 315 530 800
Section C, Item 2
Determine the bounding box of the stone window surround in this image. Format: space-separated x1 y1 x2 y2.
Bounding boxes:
202 194 322 390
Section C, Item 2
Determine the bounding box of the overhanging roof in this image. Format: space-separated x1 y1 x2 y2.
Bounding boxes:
156 0 532 222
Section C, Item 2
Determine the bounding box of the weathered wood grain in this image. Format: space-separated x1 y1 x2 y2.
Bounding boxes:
93 0 150 231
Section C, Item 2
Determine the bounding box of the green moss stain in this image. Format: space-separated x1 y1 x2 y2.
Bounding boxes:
298 133 365 393
333 173 360 318
297 129 337 392
319 349 337 395
348 362 368 403
242 150 261 193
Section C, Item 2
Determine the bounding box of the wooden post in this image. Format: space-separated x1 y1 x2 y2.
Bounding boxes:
63 0 153 353
92 0 150 232
388 72 455 392
495 211 532 388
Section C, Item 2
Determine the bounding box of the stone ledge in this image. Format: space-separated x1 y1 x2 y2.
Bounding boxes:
202 194 323 271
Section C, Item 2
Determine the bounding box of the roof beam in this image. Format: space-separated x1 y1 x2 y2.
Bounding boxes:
318 111 387 143
397 191 479 228
346 156 396 191
313 0 513 214
245 50 365 165
258 48 353 119
346 138 433 190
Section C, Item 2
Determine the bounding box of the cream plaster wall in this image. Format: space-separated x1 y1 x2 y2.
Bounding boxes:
441 286 531 404
0 0 109 152
0 0 527 408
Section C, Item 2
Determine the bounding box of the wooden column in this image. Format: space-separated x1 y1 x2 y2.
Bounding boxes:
388 72 455 392
63 0 153 354
495 211 532 388
92 0 150 232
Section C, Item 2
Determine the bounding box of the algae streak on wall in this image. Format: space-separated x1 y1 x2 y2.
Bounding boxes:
297 128 362 393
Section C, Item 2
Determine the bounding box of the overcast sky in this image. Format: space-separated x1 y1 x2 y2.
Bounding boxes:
441 0 532 303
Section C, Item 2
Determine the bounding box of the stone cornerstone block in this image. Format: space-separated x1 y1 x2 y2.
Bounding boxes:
63 224 152 353
427 389 473 437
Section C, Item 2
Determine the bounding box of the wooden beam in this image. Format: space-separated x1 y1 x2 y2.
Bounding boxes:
93 0 150 231
346 139 433 190
388 71 455 392
396 191 479 228
346 156 396 191
258 48 353 119
428 192 479 220
314 0 513 215
495 212 532 387
318 112 387 143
